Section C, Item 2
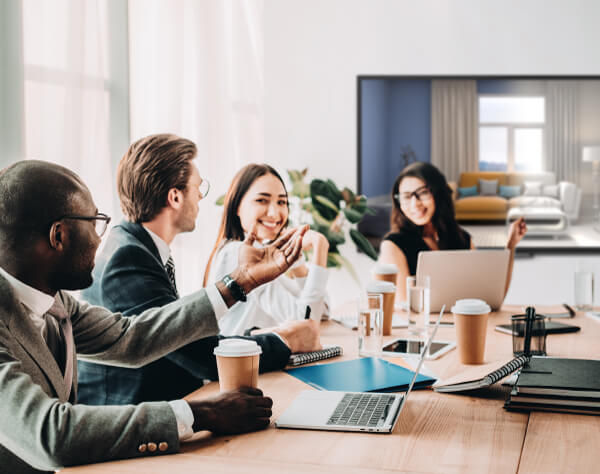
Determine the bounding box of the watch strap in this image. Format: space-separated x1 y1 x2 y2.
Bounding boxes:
222 274 247 302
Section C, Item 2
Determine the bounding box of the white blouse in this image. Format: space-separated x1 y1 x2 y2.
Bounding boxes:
208 240 329 336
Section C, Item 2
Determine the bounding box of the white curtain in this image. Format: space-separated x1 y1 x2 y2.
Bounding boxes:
544 81 581 184
430 80 479 183
128 0 265 295
20 0 118 218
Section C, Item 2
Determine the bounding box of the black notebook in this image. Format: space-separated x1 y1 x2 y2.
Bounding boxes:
433 355 530 393
504 401 600 416
287 345 343 366
514 356 600 398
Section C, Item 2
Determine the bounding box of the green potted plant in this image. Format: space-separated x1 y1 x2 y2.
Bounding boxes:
287 168 377 283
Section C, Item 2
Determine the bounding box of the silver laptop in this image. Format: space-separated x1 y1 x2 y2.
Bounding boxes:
275 308 444 433
417 249 509 312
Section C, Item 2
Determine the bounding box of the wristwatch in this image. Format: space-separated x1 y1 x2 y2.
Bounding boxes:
222 274 247 302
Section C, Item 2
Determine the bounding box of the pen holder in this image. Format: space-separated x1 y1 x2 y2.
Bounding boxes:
511 307 547 357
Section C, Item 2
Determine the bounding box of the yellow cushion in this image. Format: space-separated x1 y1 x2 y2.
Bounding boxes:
454 196 508 213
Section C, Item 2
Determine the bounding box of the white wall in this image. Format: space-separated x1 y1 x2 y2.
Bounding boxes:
265 0 600 189
505 254 600 307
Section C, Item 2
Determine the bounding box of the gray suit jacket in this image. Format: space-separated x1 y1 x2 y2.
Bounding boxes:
0 274 220 473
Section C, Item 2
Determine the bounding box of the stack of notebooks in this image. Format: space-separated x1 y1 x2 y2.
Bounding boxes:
505 357 600 415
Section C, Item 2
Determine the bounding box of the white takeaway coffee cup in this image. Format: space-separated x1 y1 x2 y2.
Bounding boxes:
214 339 262 392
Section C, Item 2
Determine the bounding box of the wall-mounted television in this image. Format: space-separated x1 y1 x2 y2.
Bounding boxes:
357 75 600 210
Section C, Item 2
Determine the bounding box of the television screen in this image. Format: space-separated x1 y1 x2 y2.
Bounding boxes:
357 76 600 208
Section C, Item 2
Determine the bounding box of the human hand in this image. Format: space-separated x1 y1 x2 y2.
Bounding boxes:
189 386 273 435
301 229 329 252
232 224 309 293
301 229 329 267
272 319 322 353
507 217 527 250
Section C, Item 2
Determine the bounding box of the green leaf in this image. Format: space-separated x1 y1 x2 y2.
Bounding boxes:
292 182 310 199
326 252 342 268
365 206 377 216
287 170 310 198
343 207 363 224
287 169 302 182
348 195 367 212
349 229 378 260
310 179 342 220
325 228 346 245
314 195 339 213
326 179 342 196
341 187 356 204
311 210 332 227
215 194 225 206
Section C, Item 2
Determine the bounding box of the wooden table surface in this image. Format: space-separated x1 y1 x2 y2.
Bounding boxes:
61 306 600 473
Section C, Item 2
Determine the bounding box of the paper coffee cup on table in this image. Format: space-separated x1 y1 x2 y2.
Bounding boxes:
372 263 399 284
214 339 262 392
451 299 491 365
367 280 396 336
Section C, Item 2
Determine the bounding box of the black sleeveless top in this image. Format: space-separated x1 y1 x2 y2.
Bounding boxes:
383 228 471 276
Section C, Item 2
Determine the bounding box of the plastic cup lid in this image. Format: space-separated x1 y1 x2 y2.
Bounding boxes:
451 298 491 315
366 280 396 293
214 339 262 357
372 263 399 275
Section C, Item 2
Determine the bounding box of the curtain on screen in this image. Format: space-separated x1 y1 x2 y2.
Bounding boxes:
430 79 479 183
544 81 581 184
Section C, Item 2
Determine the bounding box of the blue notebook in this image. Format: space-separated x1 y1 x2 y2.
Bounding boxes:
286 357 436 392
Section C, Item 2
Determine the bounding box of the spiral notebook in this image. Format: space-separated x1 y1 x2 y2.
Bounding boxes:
433 355 530 392
288 345 343 366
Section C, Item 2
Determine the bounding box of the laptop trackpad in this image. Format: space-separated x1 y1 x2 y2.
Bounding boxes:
276 391 345 427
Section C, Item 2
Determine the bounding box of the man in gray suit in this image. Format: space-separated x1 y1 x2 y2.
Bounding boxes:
0 160 315 473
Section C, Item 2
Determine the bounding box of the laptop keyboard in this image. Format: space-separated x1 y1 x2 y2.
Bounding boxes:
326 393 397 427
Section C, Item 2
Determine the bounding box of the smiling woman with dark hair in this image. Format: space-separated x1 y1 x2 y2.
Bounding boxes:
204 163 330 336
379 162 527 302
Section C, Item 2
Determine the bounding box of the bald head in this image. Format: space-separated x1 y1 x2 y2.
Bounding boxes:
0 160 89 246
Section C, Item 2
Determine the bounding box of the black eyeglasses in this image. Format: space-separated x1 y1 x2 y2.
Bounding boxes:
58 213 112 237
394 186 433 206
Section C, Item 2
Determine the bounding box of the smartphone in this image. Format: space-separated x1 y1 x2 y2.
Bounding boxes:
381 338 456 360
495 321 580 336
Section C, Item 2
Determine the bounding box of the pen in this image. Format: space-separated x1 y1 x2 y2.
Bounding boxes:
563 303 576 317
304 306 312 320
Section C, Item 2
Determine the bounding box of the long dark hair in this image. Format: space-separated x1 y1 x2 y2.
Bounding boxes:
389 162 466 249
203 163 288 286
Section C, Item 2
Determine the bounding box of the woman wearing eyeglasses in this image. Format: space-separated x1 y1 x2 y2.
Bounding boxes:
378 162 527 302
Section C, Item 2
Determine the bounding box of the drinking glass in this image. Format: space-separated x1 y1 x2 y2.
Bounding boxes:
357 293 383 356
406 275 430 337
574 261 594 311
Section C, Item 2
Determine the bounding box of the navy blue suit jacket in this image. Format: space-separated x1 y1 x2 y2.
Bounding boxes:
78 221 290 405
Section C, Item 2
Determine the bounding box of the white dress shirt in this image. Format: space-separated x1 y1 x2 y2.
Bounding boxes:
143 225 228 319
208 240 330 336
0 266 55 339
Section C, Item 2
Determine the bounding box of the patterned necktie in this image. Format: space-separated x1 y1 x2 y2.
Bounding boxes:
46 295 74 399
165 255 179 297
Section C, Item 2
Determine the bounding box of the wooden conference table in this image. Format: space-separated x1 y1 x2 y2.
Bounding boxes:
62 306 600 474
